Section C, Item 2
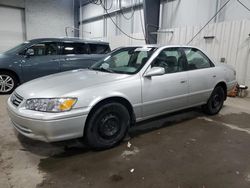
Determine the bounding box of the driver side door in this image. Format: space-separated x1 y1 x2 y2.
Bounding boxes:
141 47 189 118
20 42 61 82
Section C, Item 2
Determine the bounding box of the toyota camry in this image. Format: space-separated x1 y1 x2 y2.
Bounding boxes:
7 45 236 149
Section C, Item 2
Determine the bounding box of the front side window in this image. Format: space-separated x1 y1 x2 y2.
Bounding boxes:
184 48 213 70
90 47 157 74
62 43 89 55
89 44 110 54
24 42 58 56
151 48 186 74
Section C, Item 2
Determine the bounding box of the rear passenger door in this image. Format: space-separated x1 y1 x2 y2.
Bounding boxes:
183 48 216 106
59 42 94 72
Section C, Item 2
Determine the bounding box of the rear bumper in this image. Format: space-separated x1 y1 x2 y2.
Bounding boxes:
7 99 88 142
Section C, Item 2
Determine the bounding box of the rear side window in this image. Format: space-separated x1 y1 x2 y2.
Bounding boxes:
184 48 213 70
62 43 89 55
89 44 110 54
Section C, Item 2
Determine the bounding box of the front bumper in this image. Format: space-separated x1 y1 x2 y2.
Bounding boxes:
7 97 88 142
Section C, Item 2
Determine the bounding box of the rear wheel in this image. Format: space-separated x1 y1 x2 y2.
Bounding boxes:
202 86 225 115
85 102 130 149
0 71 18 94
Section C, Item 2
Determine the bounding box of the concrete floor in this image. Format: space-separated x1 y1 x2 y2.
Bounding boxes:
1 96 250 188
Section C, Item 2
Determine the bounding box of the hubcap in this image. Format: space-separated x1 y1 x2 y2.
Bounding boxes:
98 113 120 139
0 75 14 93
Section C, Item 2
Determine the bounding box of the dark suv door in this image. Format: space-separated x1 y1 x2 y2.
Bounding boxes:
20 42 61 82
59 42 95 71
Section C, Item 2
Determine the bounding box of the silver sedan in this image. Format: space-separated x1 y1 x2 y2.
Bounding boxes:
7 45 236 149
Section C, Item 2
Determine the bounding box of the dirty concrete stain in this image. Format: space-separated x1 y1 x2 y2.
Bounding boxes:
214 112 250 129
2 95 250 188
38 112 250 188
121 146 140 159
0 95 44 188
109 174 123 182
200 112 250 135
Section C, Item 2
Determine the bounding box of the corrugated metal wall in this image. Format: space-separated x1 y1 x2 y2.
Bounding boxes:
157 20 250 87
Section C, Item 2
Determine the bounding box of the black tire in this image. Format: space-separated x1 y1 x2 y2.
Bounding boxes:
85 102 130 149
0 71 18 95
202 86 225 115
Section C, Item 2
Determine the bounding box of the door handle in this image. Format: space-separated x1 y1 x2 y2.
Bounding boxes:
180 80 187 83
213 75 216 78
51 59 60 62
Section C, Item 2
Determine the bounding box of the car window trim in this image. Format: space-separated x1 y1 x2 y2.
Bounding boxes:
19 41 60 56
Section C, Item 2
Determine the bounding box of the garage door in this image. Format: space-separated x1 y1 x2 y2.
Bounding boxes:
0 6 26 53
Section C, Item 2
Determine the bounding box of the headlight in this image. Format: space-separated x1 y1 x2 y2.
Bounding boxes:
25 98 77 112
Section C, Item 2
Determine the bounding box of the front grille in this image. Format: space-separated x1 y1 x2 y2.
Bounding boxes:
11 93 23 107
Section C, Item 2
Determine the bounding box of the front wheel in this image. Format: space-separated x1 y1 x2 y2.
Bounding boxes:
0 71 18 94
202 86 225 115
85 102 130 149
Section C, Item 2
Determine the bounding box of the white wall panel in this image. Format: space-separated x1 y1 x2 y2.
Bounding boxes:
161 0 217 29
0 0 25 8
161 0 250 29
120 0 143 8
106 0 119 11
0 6 25 52
133 8 144 34
218 0 250 22
81 19 104 39
158 20 250 87
25 0 74 39
119 13 132 34
80 0 145 49
106 15 117 38
81 3 104 20
108 33 145 49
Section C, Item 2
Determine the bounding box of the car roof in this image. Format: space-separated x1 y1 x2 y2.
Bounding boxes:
28 37 109 45
120 44 200 49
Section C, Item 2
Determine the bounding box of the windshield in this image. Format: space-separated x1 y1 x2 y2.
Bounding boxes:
4 41 30 54
90 47 157 74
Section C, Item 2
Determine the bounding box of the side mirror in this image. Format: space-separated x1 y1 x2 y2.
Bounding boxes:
144 67 165 77
25 48 34 57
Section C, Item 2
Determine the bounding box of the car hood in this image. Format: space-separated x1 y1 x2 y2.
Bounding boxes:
15 69 131 99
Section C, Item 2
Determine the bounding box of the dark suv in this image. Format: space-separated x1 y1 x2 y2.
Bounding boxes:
0 38 110 94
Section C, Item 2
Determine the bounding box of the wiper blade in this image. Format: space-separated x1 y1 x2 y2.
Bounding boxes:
91 67 114 73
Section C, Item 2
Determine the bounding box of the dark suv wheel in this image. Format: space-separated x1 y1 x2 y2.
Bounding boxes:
0 71 18 94
85 102 130 149
202 86 225 115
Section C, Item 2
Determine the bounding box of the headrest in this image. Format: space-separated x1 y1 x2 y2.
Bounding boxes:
166 56 177 66
141 57 148 65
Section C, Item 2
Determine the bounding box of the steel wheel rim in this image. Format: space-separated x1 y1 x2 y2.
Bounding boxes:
0 75 14 93
212 94 222 109
98 113 121 139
